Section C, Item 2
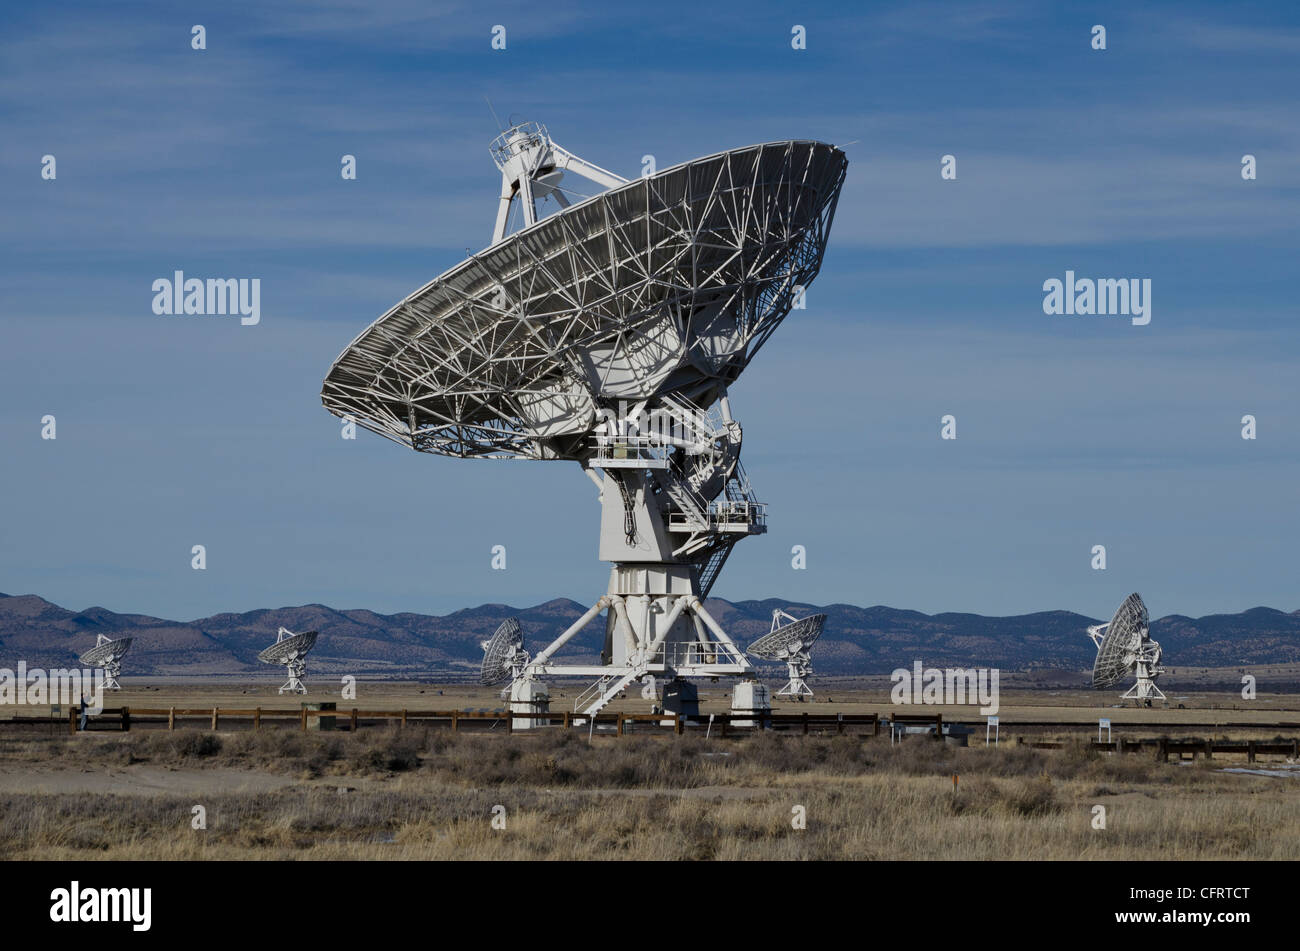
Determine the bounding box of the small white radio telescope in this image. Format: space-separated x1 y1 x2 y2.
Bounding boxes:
480 618 530 694
323 121 846 724
79 634 133 691
1087 593 1165 705
257 627 318 695
746 609 826 701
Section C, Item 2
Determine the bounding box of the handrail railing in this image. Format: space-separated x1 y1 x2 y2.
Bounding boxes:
573 675 615 713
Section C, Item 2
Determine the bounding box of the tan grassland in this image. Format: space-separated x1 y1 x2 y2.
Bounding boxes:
1 724 1297 861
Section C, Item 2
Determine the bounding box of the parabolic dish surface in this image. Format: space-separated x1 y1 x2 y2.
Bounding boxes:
257 631 319 665
321 140 847 461
79 637 133 667
1092 593 1148 688
480 618 523 685
747 613 826 659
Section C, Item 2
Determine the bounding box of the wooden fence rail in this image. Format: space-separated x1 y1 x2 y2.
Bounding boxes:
14 707 885 736
1018 735 1300 761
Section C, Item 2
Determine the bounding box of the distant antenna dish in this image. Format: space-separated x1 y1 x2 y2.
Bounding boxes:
257 627 318 695
746 609 826 701
1087 593 1164 704
79 634 133 690
480 618 530 695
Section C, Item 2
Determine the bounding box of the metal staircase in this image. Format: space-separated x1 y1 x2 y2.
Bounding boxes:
574 669 642 717
695 538 738 599
662 474 711 532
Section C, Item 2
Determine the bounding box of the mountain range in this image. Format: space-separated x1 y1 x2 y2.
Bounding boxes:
2 591 1298 679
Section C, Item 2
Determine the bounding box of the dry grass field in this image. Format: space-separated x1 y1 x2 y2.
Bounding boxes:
4 675 1297 861
1 723 1297 861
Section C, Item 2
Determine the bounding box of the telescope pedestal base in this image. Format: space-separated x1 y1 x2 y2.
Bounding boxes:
510 678 550 730
731 680 771 727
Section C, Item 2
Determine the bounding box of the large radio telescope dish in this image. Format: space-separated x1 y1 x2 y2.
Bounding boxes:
257 627 318 695
1087 593 1164 704
79 634 133 690
322 133 845 462
746 609 826 700
321 121 846 721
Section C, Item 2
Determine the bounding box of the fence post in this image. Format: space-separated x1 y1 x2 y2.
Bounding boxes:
802 712 809 735
675 713 683 736
452 711 459 732
1203 738 1212 760
121 707 130 733
1248 741 1256 763
616 713 624 737
1157 736 1168 762
351 708 358 732
506 710 514 735
562 711 571 729
68 708 77 735
401 709 407 728
872 714 879 737
253 707 260 731
300 707 307 732
837 712 844 735
168 707 175 731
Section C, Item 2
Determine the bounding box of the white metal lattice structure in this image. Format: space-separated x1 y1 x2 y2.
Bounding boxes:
321 132 845 462
746 609 826 700
79 634 133 691
257 627 318 695
322 123 846 717
1087 593 1165 704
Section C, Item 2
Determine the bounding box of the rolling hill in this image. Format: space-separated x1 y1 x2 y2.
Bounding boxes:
2 591 1297 679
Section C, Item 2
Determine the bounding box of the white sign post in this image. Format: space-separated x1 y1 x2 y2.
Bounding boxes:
1099 718 1112 743
986 715 999 746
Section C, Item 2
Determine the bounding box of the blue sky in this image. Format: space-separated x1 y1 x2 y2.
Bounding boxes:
1 0 1297 621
